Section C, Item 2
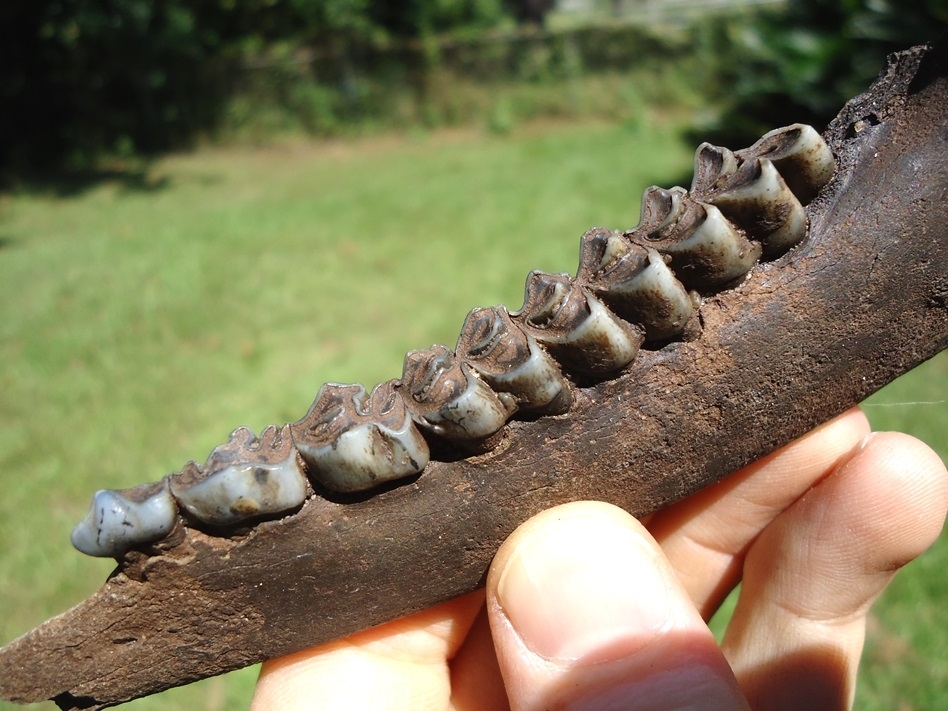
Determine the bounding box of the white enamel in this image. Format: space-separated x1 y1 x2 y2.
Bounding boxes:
756 123 835 201
418 365 511 440
662 203 761 284
554 290 641 371
597 246 693 339
299 411 430 493
170 451 307 526
483 334 570 410
643 248 694 335
691 143 738 192
712 159 807 253
71 480 177 558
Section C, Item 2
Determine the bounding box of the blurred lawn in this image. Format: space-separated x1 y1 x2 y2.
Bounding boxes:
0 116 944 710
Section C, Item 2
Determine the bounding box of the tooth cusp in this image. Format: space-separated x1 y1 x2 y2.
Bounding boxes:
291 381 430 493
691 143 738 193
456 306 573 414
742 123 835 204
70 479 177 558
635 200 761 289
708 158 807 257
578 229 693 340
515 271 643 376
398 345 513 441
168 425 308 526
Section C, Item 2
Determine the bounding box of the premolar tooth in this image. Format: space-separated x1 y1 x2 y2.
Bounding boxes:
708 158 807 256
741 123 835 204
578 229 693 340
397 345 513 441
514 271 643 376
291 381 430 493
691 143 738 193
456 306 572 414
71 479 177 558
168 425 307 526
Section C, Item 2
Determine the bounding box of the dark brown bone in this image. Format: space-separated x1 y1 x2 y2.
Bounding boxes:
1 41 946 711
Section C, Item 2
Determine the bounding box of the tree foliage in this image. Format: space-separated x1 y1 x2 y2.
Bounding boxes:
1 0 944 177
0 0 513 175
695 0 948 145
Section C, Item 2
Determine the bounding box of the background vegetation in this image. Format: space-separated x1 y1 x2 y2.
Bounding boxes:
1 1 946 710
4 0 946 179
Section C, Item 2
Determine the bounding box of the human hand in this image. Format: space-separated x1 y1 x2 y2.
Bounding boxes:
250 408 948 710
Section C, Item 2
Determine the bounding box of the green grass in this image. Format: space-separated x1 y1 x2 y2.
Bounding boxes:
0 116 945 710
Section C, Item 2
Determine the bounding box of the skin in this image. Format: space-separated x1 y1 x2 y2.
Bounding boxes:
250 407 948 710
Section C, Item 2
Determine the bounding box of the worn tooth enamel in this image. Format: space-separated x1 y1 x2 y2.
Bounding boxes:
397 345 513 441
70 479 177 558
456 306 573 414
168 425 307 526
513 270 643 376
741 123 835 204
577 228 694 340
634 198 762 289
638 185 688 235
707 158 807 256
690 142 738 193
291 381 429 493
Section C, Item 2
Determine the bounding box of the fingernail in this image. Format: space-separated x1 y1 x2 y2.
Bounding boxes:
495 510 674 664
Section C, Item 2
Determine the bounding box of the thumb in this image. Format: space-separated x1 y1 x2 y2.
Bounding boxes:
486 501 748 711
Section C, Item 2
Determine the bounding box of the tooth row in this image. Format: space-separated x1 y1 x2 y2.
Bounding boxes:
71 124 836 558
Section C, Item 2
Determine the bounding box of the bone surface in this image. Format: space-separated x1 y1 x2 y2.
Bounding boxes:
169 425 307 526
70 480 178 557
292 381 430 492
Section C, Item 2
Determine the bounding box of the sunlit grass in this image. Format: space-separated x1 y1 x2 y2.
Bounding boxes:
0 114 944 710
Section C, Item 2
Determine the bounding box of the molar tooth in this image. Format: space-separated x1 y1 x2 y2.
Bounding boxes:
636 200 762 289
707 158 807 256
513 271 643 376
577 228 693 340
71 479 177 558
637 186 688 236
691 142 739 193
168 425 307 526
456 306 573 414
397 345 513 441
740 124 835 204
291 381 430 493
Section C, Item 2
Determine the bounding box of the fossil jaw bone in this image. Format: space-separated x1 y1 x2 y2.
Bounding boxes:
291 380 430 493
168 425 307 527
65 123 839 561
70 479 177 558
456 305 573 414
